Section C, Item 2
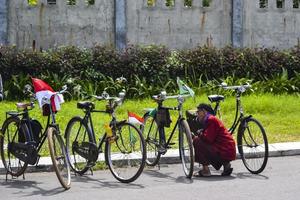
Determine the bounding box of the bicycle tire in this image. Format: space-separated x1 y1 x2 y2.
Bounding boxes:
65 116 94 175
237 117 268 174
178 119 194 178
105 122 146 183
0 116 29 176
48 127 71 189
141 113 161 166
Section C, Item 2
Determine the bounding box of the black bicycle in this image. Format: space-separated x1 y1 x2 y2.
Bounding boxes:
208 83 269 174
0 85 71 189
141 91 194 178
65 91 146 183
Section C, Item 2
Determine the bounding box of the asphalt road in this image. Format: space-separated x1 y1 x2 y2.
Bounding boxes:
0 155 300 200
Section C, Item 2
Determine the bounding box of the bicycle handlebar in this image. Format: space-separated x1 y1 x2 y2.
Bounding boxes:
152 91 191 102
92 91 126 104
219 83 251 93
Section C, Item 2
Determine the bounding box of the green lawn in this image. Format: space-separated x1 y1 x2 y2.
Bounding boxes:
1 94 299 156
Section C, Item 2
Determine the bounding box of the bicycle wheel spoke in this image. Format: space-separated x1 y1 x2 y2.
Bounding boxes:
48 127 71 189
0 117 28 176
141 114 161 166
65 117 94 174
179 120 194 178
238 118 268 174
105 122 146 183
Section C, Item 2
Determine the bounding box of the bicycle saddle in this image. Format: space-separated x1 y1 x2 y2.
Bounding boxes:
77 101 95 110
208 95 225 103
16 102 32 110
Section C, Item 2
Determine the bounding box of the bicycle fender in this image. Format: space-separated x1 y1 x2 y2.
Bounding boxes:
116 120 127 126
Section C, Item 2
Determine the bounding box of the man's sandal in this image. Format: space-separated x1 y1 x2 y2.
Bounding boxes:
193 170 211 177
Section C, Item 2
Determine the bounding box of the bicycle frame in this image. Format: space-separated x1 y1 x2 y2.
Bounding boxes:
212 86 251 135
74 99 126 156
149 95 186 149
157 106 183 147
8 102 60 165
78 108 108 153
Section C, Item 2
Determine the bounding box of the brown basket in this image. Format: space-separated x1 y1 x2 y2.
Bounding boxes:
155 108 172 127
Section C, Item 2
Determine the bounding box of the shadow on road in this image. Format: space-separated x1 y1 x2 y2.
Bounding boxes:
143 169 194 184
71 173 145 189
235 172 269 180
0 179 66 196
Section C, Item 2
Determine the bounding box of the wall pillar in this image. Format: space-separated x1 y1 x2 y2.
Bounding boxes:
115 0 126 50
0 0 8 45
232 0 243 48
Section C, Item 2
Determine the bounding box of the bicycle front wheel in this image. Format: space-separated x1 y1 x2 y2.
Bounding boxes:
178 119 194 178
105 122 146 183
0 117 29 176
141 113 161 166
237 117 268 174
48 127 71 189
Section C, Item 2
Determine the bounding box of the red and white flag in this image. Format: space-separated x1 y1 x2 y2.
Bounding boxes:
128 112 144 125
31 78 64 112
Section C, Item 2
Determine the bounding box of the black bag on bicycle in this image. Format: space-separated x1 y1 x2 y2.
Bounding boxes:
186 110 203 134
155 108 172 127
27 119 43 145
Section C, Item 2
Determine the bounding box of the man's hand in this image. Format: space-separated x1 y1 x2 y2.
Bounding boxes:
195 129 203 136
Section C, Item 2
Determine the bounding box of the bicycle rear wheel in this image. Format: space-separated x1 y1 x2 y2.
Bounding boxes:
178 119 194 178
141 113 161 166
237 117 268 174
48 127 71 189
0 117 29 176
65 116 95 175
105 122 146 183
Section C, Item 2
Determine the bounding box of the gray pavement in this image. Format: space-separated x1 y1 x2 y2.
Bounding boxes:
0 155 300 200
1 142 300 173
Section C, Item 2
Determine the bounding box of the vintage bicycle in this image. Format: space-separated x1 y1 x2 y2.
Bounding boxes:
141 79 194 178
65 90 146 183
206 83 269 174
0 81 71 189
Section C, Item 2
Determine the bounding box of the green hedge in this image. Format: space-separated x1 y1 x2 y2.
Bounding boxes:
0 45 300 100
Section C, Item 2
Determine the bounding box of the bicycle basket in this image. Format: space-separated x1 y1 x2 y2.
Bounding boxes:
186 110 203 133
155 108 172 127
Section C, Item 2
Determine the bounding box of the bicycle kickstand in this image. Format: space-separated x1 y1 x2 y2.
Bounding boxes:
90 167 94 176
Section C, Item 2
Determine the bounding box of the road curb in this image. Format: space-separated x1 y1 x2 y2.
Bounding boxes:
1 142 300 174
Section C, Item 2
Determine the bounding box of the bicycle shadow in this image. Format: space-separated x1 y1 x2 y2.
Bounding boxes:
191 171 268 182
70 173 146 189
143 169 194 184
234 172 269 180
0 179 66 196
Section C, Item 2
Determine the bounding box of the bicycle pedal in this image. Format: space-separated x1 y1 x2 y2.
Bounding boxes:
169 142 176 146
86 162 95 168
158 147 167 155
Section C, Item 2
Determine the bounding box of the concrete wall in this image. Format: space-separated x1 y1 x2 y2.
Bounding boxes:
126 0 232 49
0 0 8 45
7 0 114 50
3 0 300 50
243 0 300 48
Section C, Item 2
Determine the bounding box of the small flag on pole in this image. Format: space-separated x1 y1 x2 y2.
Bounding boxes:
128 112 144 125
177 77 195 97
